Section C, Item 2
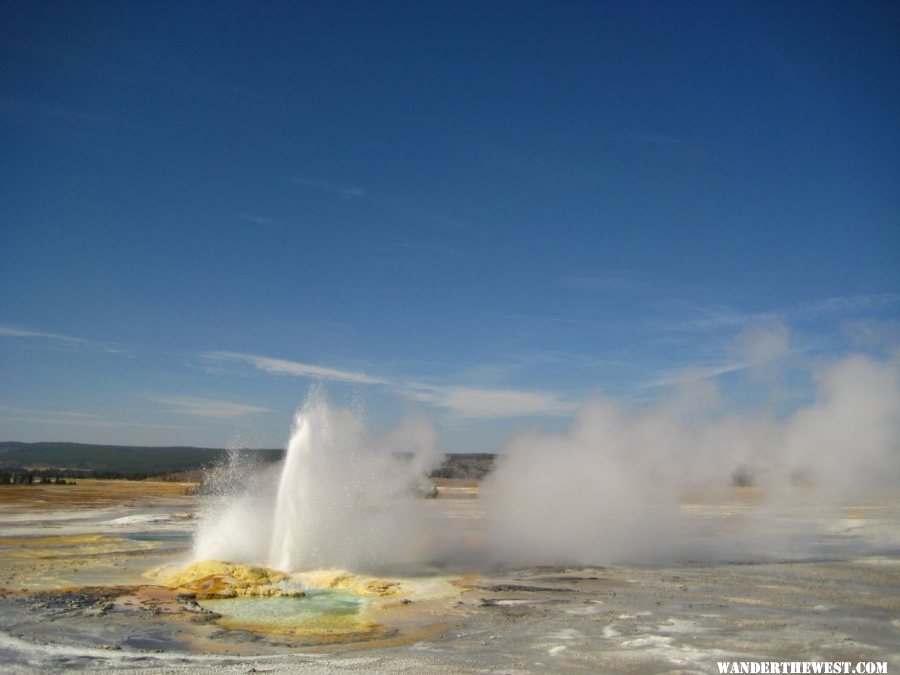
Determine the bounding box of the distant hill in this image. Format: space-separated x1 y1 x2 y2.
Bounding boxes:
0 442 496 481
0 441 283 476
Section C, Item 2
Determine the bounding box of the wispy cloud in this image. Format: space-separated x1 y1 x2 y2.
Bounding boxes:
654 303 780 333
0 405 101 420
660 293 900 335
795 293 900 317
402 383 577 420
640 360 755 390
150 395 272 419
238 212 275 226
203 351 387 385
842 318 900 350
560 272 641 293
619 133 695 148
0 405 198 430
292 177 473 238
200 350 575 419
0 324 88 344
0 94 113 129
641 323 794 390
0 323 132 356
293 177 365 198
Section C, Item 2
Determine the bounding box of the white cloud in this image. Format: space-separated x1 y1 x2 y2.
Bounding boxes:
203 351 387 385
403 383 577 419
150 395 272 419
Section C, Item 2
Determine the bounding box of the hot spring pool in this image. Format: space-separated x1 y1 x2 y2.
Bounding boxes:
198 590 371 632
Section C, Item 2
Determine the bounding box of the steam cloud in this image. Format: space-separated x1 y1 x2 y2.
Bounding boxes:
193 329 900 572
481 350 900 565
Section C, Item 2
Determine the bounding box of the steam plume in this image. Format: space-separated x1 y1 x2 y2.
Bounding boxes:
481 352 900 565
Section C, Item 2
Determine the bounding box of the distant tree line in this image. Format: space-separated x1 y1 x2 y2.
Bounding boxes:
0 466 170 483
0 446 499 484
0 442 284 481
429 454 496 480
0 470 72 485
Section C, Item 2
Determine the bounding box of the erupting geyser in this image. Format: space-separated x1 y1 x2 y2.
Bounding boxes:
193 392 443 573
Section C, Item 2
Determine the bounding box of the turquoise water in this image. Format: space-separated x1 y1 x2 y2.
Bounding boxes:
198 591 369 627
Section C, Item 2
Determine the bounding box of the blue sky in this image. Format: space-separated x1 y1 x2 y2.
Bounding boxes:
1 1 898 451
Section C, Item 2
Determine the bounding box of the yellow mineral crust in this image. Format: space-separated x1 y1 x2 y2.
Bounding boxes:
148 561 459 603
289 569 402 597
147 560 303 599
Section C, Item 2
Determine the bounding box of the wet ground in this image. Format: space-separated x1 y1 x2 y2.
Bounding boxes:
0 481 898 673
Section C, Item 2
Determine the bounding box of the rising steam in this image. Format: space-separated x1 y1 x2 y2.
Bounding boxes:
193 331 899 573
481 350 900 565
